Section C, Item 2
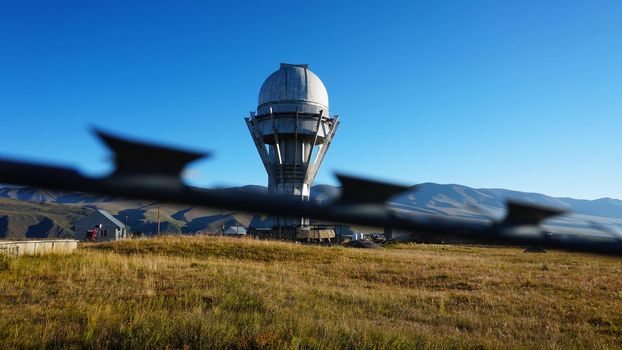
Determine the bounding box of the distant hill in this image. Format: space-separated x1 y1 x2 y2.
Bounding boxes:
0 183 621 239
391 183 622 220
0 186 261 239
0 186 121 203
0 197 91 239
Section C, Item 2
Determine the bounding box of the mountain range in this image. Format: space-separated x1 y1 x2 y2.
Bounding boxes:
1 183 621 239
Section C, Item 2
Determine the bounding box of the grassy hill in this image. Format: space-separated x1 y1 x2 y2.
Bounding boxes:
0 236 620 349
0 197 90 239
3 182 622 239
0 196 258 238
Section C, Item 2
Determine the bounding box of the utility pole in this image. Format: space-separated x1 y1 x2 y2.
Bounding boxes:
156 205 160 236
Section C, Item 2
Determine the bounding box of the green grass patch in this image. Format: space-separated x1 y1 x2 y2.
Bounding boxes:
0 236 620 349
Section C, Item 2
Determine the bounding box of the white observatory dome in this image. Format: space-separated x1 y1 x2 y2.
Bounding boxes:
257 63 329 116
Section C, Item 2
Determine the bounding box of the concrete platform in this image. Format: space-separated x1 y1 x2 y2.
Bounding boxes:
0 239 79 256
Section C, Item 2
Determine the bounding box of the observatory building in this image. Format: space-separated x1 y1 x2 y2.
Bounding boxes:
245 63 340 240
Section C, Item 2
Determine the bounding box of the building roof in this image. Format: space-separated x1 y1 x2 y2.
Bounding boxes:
224 225 247 234
257 63 329 115
96 209 125 228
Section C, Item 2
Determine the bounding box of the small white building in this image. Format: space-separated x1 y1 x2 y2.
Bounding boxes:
74 209 127 242
350 232 364 241
224 225 247 235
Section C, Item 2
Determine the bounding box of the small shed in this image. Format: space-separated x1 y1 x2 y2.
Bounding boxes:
74 209 127 242
224 226 247 235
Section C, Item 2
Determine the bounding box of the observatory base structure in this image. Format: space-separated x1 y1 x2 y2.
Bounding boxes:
245 63 339 241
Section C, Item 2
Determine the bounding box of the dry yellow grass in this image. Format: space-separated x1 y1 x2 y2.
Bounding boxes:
0 236 621 349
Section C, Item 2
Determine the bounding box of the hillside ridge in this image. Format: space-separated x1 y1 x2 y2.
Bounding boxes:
1 183 621 239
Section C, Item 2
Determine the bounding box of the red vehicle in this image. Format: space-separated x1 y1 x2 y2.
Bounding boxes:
86 228 97 242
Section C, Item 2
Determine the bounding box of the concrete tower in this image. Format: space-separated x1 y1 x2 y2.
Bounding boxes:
245 63 340 238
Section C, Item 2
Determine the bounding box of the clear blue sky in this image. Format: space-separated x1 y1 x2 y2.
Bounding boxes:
1 0 621 199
